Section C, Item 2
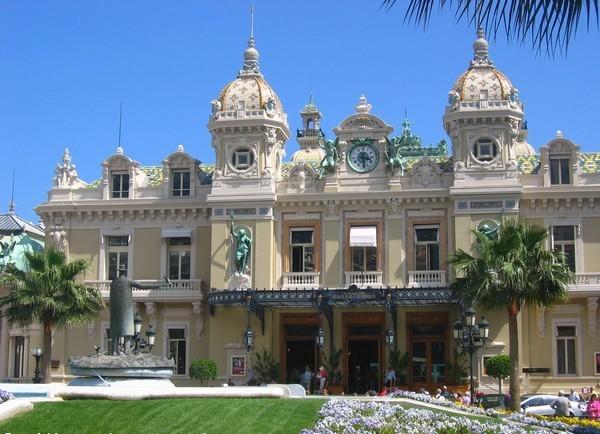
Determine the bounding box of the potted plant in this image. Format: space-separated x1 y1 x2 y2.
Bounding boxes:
321 345 344 394
253 348 280 384
189 358 218 386
388 349 409 387
446 347 469 393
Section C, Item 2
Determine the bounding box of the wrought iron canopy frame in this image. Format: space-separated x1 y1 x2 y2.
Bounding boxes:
208 286 455 338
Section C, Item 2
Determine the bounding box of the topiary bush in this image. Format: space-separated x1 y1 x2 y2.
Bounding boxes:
485 354 510 393
189 358 218 385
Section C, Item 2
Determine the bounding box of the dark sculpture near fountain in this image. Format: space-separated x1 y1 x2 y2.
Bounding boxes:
67 269 175 387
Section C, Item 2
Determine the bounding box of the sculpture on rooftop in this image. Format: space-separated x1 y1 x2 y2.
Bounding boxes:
318 132 340 175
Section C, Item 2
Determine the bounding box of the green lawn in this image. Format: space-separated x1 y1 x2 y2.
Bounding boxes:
0 398 328 434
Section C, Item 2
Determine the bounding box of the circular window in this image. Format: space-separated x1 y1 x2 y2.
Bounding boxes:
230 147 255 171
472 138 499 163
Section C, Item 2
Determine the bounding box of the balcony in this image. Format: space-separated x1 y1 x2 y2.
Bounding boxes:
282 272 320 289
85 279 203 301
408 270 446 288
345 271 383 289
569 272 600 296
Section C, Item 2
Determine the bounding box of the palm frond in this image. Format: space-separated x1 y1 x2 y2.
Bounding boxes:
381 0 599 55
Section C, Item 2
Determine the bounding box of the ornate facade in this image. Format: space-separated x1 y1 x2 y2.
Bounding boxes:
3 27 600 395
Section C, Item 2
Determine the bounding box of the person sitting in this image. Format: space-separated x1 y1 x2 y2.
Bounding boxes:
434 388 445 401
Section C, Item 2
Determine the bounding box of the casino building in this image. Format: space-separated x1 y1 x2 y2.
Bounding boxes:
3 27 600 395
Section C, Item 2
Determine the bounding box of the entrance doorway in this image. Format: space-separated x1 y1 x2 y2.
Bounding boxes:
343 312 385 395
281 314 319 387
407 312 449 393
347 339 380 394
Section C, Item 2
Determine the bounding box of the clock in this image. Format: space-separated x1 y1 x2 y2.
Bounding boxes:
347 138 379 173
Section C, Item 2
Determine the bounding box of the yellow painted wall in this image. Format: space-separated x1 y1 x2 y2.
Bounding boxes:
387 218 403 285
196 225 212 289
583 218 600 271
254 219 275 289
67 229 100 277
323 220 340 286
134 228 161 278
210 220 229 288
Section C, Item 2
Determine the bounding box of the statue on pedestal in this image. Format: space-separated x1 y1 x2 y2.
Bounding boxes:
109 266 162 355
230 212 252 275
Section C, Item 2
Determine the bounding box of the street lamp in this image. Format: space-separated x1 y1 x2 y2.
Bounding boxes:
31 347 43 384
243 290 255 352
132 312 156 354
385 327 395 347
316 327 325 349
453 307 490 397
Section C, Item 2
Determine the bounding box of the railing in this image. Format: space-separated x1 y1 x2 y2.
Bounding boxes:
86 279 202 293
408 271 446 288
574 273 600 286
344 271 383 288
282 272 320 288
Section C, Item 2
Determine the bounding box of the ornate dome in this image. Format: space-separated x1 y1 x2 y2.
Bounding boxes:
290 147 324 163
449 28 519 106
212 36 285 120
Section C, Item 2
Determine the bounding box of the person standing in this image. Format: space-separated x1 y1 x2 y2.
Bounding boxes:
301 366 313 392
568 387 581 402
384 366 396 389
354 365 362 395
316 365 327 390
551 390 571 417
587 393 600 419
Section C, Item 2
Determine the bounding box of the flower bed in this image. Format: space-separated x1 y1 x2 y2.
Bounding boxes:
301 399 553 433
0 389 14 404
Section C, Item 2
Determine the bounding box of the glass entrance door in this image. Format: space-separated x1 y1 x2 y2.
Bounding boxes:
408 313 448 393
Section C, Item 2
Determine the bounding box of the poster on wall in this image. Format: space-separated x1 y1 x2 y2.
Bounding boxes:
595 352 600 375
232 356 246 376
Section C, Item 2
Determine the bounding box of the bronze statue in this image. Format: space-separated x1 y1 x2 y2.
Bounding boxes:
230 212 252 275
109 266 162 355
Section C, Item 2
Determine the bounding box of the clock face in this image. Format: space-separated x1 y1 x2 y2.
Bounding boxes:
347 140 379 173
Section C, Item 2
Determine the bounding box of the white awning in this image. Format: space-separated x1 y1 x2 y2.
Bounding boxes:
161 228 192 238
349 226 377 247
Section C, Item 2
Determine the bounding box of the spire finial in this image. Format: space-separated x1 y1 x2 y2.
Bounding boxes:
239 4 260 76
250 4 254 41
470 26 494 68
9 168 15 213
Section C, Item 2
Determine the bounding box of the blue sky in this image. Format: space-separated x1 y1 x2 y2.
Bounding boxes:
2 1 599 224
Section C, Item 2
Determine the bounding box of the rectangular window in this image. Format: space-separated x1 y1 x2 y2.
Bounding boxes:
168 328 187 375
13 336 25 378
111 173 130 198
107 236 129 280
168 237 191 280
414 226 440 270
550 158 570 185
349 226 377 272
290 229 315 272
172 170 190 197
552 226 576 271
556 325 576 375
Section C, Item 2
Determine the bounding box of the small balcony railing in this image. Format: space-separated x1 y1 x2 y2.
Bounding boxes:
344 271 383 288
282 272 320 289
408 270 446 288
85 279 202 300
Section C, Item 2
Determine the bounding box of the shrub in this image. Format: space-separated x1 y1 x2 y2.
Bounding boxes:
189 358 218 385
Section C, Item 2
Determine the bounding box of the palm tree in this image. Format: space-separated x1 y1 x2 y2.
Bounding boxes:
0 248 104 383
448 218 574 410
381 0 599 55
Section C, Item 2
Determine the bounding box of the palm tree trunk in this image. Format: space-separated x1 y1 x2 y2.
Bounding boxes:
42 317 53 384
508 301 520 411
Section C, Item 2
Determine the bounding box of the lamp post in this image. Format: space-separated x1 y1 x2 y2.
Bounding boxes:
384 290 395 348
243 290 255 352
453 307 490 397
132 312 156 354
315 290 325 352
31 347 43 384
